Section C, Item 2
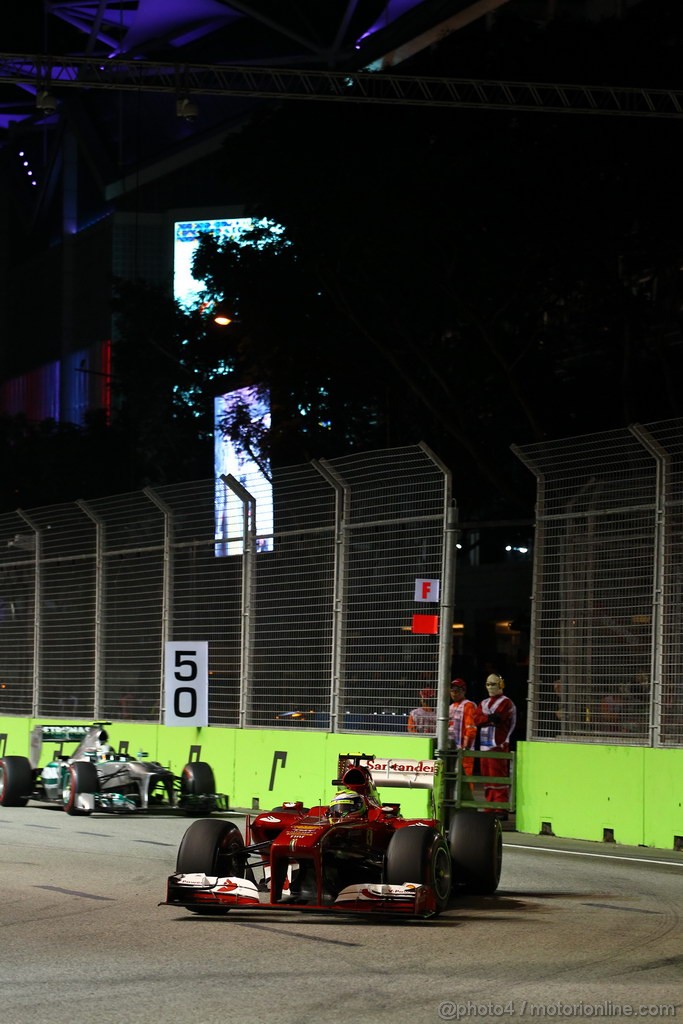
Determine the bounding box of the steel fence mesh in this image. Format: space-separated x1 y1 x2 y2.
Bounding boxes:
515 419 683 747
25 503 97 718
0 445 449 733
329 446 447 733
152 478 243 726
249 462 336 729
82 490 166 721
640 419 683 745
0 511 39 716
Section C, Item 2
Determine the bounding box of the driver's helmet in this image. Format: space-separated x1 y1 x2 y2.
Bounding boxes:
96 728 112 760
328 790 367 823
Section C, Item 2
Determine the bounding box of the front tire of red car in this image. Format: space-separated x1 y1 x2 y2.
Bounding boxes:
385 826 452 914
176 819 246 916
176 818 245 873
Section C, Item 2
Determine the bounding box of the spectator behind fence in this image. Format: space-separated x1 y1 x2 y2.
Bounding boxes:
537 676 564 737
598 686 626 734
407 688 437 735
474 673 517 814
627 672 650 735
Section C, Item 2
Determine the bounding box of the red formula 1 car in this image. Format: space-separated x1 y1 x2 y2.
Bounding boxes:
164 754 502 919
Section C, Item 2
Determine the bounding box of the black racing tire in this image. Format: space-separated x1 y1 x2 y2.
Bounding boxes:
0 755 33 806
448 810 503 894
176 818 245 875
180 761 216 817
62 761 99 816
176 819 246 915
385 825 452 914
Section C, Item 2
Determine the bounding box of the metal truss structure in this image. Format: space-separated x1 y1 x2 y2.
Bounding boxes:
2 52 682 118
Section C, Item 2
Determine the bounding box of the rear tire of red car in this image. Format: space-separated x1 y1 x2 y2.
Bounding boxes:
176 819 246 915
0 755 32 806
448 810 502 894
62 761 99 816
180 761 216 816
385 825 452 914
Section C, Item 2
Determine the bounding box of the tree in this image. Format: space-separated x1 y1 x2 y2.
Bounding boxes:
191 95 682 518
38 5 681 517
0 411 129 510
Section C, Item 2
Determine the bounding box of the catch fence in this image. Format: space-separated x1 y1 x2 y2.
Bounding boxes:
0 444 453 732
514 417 683 747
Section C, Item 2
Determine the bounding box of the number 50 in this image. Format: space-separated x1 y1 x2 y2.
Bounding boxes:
164 642 208 726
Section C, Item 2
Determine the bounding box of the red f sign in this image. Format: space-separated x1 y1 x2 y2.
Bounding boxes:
414 578 440 603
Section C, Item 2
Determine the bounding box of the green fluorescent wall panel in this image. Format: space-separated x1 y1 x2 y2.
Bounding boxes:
0 717 433 818
2 717 682 849
516 741 683 850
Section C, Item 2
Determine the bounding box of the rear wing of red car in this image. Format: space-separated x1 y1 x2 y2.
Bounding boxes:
336 753 439 790
335 753 440 819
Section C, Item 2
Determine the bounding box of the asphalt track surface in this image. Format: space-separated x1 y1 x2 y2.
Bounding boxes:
1 805 682 1024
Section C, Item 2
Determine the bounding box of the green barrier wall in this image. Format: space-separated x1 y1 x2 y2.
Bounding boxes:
3 716 682 849
0 717 434 818
516 740 683 850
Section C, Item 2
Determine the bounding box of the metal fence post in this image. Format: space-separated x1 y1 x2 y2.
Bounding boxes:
221 474 256 728
511 443 544 742
313 459 349 733
76 500 104 718
418 442 456 753
17 510 40 718
629 425 668 747
144 487 174 724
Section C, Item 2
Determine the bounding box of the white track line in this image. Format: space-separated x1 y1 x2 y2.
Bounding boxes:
503 843 683 867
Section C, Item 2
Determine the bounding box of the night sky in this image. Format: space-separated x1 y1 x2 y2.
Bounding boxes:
0 1 681 515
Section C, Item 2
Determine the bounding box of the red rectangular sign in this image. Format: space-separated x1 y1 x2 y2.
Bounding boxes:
411 614 439 635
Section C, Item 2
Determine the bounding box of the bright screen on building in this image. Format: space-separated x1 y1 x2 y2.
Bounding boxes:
172 214 275 558
214 386 274 556
173 215 254 310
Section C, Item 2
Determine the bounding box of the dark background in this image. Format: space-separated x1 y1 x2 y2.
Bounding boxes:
0 0 680 699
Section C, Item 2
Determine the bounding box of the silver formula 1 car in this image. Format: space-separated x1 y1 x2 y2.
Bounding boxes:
0 723 226 816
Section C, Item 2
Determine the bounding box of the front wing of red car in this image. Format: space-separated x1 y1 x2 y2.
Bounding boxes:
165 873 439 918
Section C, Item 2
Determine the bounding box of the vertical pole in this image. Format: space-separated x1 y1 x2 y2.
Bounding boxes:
511 444 545 742
144 488 174 724
77 500 105 718
17 511 40 718
629 425 667 748
528 471 545 741
221 474 256 728
313 459 349 733
436 499 458 751
418 443 456 754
